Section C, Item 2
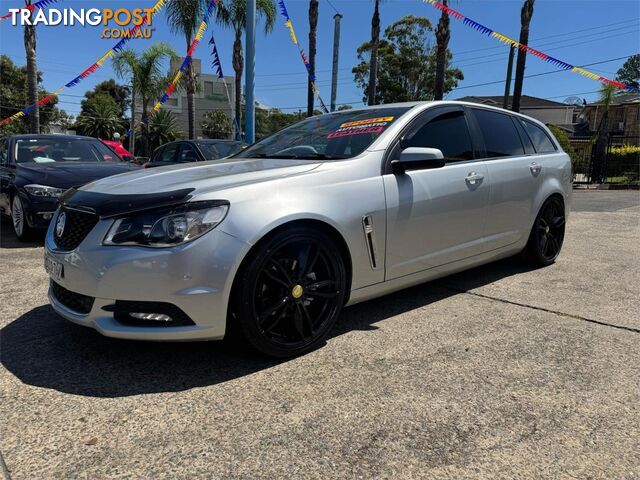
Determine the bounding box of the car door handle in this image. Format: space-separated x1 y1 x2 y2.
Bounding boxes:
530 162 542 175
465 172 484 185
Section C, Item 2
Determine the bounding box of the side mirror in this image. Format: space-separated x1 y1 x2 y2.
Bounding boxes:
391 147 445 174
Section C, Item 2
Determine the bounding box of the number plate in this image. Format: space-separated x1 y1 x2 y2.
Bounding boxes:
44 254 64 282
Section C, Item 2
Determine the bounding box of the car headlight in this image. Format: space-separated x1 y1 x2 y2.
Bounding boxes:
24 184 66 198
103 201 229 247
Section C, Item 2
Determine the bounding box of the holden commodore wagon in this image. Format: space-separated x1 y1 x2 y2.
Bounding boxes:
44 101 571 357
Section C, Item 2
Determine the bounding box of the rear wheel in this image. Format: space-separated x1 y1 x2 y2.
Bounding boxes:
524 196 566 266
231 226 347 357
11 196 33 242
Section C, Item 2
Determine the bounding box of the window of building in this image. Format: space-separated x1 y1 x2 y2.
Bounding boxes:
166 98 178 107
204 81 214 96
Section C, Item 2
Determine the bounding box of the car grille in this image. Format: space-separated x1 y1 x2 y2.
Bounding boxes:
54 207 99 251
51 280 95 315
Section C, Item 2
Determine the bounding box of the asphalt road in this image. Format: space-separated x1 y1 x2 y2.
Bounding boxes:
1 191 638 479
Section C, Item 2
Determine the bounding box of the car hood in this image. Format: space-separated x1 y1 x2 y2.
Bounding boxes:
17 162 137 189
79 157 322 196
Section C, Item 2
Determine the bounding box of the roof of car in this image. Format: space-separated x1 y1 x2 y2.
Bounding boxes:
9 134 98 141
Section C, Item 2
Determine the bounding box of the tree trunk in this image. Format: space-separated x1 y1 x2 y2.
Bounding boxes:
434 0 450 101
141 99 149 157
233 27 243 140
592 111 610 183
24 0 39 133
368 0 380 106
186 35 196 139
307 0 319 117
512 0 535 113
129 89 136 156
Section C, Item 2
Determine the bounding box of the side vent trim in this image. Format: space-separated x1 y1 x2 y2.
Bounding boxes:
362 214 380 270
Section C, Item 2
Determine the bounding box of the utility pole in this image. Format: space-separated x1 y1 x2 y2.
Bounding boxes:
330 13 342 112
503 44 515 110
245 0 256 144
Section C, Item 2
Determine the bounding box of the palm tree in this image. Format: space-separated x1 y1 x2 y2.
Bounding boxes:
307 0 319 116
148 109 182 151
433 0 450 101
24 0 39 133
75 97 121 139
368 0 381 106
511 0 535 113
216 0 277 136
112 44 177 156
166 0 205 140
591 84 616 183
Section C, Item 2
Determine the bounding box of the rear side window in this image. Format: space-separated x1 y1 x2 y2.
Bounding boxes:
472 109 524 158
158 144 178 163
520 120 557 153
405 110 474 162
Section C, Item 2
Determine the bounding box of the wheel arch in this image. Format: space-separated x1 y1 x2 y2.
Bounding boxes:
231 218 353 304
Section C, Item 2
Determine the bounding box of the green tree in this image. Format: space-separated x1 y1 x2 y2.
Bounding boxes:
615 54 640 89
24 0 39 133
549 125 581 174
75 93 121 139
512 0 535 112
166 0 206 139
112 44 177 156
255 108 299 139
337 104 353 111
147 109 182 152
0 55 59 137
216 0 277 135
201 109 233 138
83 79 130 117
353 16 463 104
591 84 617 183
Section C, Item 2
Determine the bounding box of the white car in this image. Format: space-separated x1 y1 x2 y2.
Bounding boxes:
44 101 571 357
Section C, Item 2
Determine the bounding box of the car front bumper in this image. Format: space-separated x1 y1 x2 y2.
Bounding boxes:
44 211 250 341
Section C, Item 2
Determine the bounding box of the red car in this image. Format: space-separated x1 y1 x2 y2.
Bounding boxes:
100 139 134 162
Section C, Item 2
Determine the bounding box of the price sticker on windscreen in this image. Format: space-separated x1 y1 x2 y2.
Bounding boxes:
327 116 395 139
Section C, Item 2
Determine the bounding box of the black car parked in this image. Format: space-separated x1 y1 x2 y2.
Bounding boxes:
143 139 243 168
0 134 138 241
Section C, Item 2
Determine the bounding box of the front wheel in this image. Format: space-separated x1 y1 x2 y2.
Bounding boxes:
523 196 566 266
11 195 34 242
231 226 347 357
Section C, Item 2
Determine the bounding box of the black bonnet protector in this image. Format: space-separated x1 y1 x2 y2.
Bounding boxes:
60 188 196 219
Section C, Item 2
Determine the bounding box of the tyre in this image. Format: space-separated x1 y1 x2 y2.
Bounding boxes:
11 195 34 242
523 196 566 267
231 226 347 357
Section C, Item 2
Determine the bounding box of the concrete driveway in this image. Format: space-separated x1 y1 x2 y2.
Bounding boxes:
1 191 638 479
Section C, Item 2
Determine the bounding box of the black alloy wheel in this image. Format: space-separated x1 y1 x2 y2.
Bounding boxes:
524 196 566 266
232 226 347 357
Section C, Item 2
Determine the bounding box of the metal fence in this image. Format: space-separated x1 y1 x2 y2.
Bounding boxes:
569 135 640 185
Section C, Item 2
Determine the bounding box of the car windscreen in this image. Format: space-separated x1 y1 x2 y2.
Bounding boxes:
196 141 241 159
14 137 120 163
234 107 412 160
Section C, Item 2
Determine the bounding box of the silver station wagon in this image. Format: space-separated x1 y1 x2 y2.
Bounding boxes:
44 101 571 357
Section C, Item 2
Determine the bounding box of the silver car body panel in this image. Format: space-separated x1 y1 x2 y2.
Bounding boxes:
44 101 572 340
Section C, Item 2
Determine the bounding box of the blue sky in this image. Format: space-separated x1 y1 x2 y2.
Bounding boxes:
0 0 638 116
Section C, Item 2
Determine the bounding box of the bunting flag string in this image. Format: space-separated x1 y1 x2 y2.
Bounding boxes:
209 32 241 139
277 0 329 113
0 0 170 127
0 0 63 22
148 0 218 119
421 0 640 93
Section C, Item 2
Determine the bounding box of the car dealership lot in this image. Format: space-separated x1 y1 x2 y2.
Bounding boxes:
0 191 638 479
